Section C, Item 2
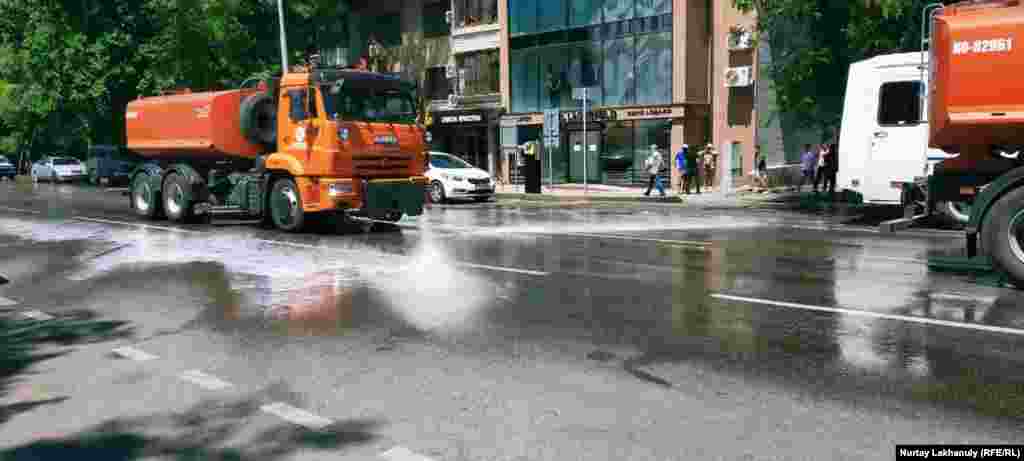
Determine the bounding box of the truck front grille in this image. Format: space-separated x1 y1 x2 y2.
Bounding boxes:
352 152 414 178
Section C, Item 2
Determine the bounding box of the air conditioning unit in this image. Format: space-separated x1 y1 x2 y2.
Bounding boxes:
445 63 457 79
725 66 753 88
727 30 753 51
445 10 453 24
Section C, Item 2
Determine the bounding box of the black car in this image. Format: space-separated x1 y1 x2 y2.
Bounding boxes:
0 156 16 180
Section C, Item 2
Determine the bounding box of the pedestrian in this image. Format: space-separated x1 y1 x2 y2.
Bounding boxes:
756 148 768 188
814 144 829 193
675 145 687 194
686 144 701 194
643 145 666 197
821 143 838 198
798 144 817 193
702 144 715 189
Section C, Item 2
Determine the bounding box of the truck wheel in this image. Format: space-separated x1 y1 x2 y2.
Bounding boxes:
131 173 162 219
981 187 1024 287
270 177 305 232
162 172 193 223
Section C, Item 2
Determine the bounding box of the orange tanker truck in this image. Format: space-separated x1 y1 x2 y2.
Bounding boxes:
922 0 1024 286
123 66 429 232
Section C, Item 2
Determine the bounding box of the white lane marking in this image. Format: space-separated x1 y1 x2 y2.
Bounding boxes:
0 206 40 214
930 292 998 304
567 232 711 247
0 296 18 306
711 293 1024 337
860 255 927 264
66 274 90 281
73 216 202 234
111 346 158 361
20 310 53 321
456 262 549 276
260 402 333 430
179 369 232 391
380 446 439 461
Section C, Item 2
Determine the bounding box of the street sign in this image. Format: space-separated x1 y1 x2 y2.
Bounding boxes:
543 109 560 138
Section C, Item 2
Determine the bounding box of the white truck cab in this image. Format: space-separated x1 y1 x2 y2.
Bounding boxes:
838 52 956 205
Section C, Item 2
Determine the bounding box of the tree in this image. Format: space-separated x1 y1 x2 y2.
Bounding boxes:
732 0 957 139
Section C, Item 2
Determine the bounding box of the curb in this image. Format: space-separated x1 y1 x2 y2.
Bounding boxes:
495 193 683 204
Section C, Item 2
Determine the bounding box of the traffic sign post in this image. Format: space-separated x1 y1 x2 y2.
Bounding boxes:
572 87 596 194
543 109 560 189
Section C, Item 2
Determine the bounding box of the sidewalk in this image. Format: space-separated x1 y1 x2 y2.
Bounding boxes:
494 183 770 206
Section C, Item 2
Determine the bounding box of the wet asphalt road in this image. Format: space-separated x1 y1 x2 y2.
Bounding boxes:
1 180 1024 460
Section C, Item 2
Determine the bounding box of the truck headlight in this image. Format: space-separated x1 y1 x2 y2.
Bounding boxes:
424 131 432 144
338 127 350 141
328 183 353 195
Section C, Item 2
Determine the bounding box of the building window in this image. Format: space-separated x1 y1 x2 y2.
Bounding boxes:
456 0 498 28
423 1 449 38
635 32 671 104
538 0 567 32
424 67 451 101
636 0 670 18
509 0 537 34
603 0 634 23
570 0 601 27
456 50 500 96
603 37 635 106
510 48 539 112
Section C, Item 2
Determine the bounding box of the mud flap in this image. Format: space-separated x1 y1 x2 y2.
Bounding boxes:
365 180 425 217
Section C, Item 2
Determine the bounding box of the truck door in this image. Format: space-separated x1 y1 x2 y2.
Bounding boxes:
866 76 927 204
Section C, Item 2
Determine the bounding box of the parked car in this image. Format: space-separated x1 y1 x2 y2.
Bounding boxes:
31 156 87 182
0 156 15 180
425 151 495 203
86 145 140 186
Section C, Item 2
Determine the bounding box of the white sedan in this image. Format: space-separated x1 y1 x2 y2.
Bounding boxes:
32 156 87 182
425 152 495 203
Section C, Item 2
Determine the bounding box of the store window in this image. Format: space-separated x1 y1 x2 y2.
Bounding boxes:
635 32 671 105
456 0 499 27
604 121 636 181
603 37 635 106
457 50 500 96
635 120 669 182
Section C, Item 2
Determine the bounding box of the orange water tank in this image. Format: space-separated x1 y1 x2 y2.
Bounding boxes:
126 88 267 161
930 0 1024 150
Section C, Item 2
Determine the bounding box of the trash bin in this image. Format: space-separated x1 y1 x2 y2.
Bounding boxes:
524 141 542 194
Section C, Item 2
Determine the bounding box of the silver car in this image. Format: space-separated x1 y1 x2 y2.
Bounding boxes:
32 156 87 182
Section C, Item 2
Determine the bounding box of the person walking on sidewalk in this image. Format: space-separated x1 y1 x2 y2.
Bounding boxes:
675 145 687 194
702 144 716 189
643 145 666 196
798 144 818 193
686 144 701 194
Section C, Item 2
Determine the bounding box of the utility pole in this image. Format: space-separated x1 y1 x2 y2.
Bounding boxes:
277 0 289 73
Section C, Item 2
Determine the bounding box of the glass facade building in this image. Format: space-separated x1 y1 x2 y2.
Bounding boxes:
504 0 674 185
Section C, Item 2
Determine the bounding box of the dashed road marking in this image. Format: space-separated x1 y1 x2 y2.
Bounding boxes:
568 232 711 247
0 296 18 306
930 292 998 304
111 346 158 361
259 402 333 430
179 369 232 391
20 310 53 321
379 446 439 461
711 293 1024 336
73 216 202 234
0 206 40 214
456 262 549 276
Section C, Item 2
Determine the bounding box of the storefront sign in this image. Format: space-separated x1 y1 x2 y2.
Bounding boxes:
621 106 685 120
562 108 618 123
435 110 487 125
500 114 543 126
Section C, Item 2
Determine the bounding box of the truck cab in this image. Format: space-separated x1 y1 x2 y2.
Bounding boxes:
838 52 958 205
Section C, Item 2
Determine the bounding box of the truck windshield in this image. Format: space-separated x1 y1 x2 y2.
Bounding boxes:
322 82 416 123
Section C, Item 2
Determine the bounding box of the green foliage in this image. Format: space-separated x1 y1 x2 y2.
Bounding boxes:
735 0 957 138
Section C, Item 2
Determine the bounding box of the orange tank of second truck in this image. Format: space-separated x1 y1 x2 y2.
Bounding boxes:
126 89 264 161
929 0 1024 152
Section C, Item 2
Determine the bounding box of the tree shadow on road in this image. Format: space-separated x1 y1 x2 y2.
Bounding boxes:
0 309 134 425
0 394 381 461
